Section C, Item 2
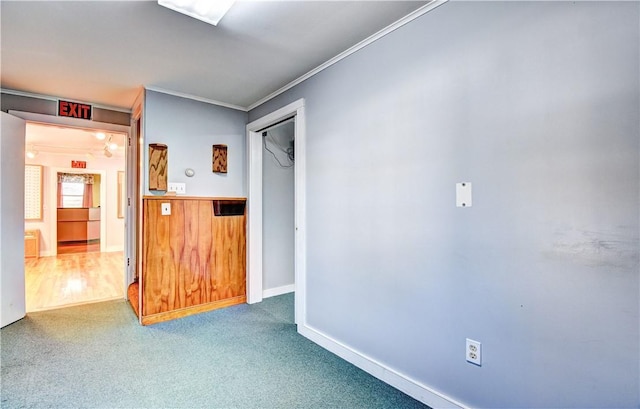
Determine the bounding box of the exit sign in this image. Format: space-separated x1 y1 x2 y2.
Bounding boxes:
58 100 92 120
71 160 86 169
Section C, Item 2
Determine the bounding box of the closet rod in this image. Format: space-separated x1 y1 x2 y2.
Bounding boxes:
257 115 295 134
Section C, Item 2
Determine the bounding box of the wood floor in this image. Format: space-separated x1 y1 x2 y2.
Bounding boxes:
25 251 125 312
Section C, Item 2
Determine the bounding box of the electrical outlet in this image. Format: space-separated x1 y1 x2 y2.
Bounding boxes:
168 182 186 195
466 338 481 366
161 203 171 216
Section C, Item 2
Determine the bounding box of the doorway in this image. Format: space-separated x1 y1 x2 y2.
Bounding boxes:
261 118 295 296
246 98 306 325
56 170 103 254
23 122 127 312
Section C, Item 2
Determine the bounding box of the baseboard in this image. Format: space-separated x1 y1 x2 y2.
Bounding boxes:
298 324 468 409
141 295 246 326
263 284 295 299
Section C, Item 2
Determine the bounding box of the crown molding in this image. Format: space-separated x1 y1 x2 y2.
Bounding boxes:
145 86 248 112
246 0 447 111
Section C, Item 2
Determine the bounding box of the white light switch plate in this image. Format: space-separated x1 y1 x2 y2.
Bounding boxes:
168 182 186 195
456 182 472 207
161 203 171 215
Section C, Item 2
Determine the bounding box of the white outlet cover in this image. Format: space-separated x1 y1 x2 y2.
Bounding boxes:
456 182 472 207
161 202 171 216
466 338 481 366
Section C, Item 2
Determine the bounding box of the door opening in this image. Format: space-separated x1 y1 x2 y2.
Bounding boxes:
246 98 306 326
9 111 131 313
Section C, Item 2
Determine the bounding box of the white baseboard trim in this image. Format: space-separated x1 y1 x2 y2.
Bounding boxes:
262 284 295 299
104 246 124 253
298 324 468 409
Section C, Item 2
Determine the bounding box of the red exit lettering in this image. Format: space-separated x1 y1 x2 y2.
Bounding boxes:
58 100 92 120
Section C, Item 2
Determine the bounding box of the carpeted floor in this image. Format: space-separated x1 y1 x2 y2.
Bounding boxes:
1 293 430 408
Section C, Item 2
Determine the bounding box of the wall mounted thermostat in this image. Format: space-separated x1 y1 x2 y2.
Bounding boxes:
456 182 472 207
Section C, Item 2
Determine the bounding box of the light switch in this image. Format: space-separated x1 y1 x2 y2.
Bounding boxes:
456 182 472 207
168 182 186 195
161 202 171 215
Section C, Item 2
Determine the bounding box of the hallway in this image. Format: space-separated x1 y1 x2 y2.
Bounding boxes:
25 252 124 312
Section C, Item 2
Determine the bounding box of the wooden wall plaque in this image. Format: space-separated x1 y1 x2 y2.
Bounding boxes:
149 143 168 191
212 144 227 173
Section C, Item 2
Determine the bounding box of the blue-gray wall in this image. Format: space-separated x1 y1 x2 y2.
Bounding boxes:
144 90 248 197
249 2 640 408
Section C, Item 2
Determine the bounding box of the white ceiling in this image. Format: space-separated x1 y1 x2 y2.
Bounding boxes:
1 0 429 111
26 123 127 158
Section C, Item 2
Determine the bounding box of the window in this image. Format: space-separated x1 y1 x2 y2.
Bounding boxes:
58 173 94 208
61 181 85 208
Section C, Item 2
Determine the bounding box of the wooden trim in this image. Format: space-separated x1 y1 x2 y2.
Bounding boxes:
143 195 246 201
141 295 246 325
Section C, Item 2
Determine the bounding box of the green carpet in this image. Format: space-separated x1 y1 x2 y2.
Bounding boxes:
1 293 429 408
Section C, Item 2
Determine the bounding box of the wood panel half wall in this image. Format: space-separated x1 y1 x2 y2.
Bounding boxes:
141 196 246 325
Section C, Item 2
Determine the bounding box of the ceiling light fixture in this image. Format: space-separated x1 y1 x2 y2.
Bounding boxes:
96 132 106 140
26 145 39 159
102 135 118 157
158 0 236 26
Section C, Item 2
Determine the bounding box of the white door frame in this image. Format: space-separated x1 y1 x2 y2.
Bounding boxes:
8 110 131 298
246 98 306 325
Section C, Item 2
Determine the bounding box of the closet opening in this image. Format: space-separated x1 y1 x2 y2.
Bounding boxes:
246 98 306 326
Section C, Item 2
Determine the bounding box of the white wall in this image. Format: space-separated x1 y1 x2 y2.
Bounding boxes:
143 90 248 197
25 152 125 255
249 2 640 408
262 121 295 293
